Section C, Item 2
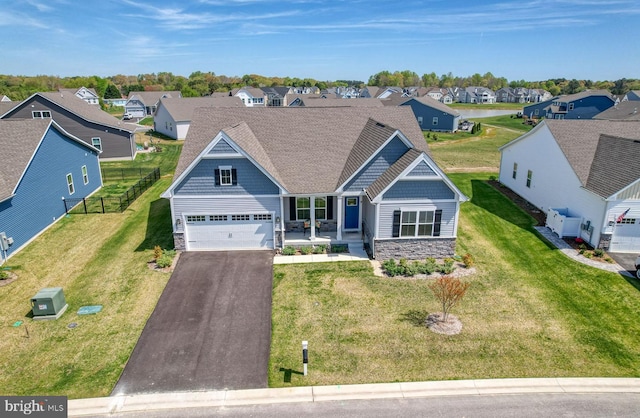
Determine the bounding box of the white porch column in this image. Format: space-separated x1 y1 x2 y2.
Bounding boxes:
310 196 316 240
336 196 343 241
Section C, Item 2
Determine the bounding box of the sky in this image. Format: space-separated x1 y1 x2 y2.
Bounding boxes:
1 0 640 83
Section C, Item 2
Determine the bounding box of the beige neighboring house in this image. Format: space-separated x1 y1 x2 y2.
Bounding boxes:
153 96 244 140
59 87 100 105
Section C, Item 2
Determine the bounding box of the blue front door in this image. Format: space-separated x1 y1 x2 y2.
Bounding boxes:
344 197 359 229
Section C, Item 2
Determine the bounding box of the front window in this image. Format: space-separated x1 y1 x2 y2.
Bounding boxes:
82 165 88 184
417 116 423 125
219 166 232 186
296 197 310 220
526 170 533 188
512 162 518 179
432 117 438 125
315 197 326 220
400 210 435 237
92 137 102 151
67 173 74 195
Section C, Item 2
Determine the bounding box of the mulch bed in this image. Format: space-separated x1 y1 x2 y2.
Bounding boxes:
487 179 546 226
0 271 18 287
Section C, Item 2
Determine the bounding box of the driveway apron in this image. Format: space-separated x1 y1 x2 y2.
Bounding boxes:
112 251 274 394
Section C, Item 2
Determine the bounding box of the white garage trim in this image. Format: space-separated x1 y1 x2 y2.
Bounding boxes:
184 212 274 251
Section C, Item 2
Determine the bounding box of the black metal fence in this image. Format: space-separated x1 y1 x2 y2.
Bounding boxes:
101 167 157 182
63 167 161 214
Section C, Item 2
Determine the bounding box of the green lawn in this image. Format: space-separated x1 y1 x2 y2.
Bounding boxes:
0 141 182 399
269 173 640 387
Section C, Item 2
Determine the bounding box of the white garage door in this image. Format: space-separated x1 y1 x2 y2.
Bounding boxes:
185 214 274 251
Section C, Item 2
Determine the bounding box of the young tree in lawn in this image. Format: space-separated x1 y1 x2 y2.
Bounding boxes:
428 276 470 322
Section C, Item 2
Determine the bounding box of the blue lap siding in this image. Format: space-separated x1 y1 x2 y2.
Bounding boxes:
174 158 279 195
0 126 101 258
382 180 455 200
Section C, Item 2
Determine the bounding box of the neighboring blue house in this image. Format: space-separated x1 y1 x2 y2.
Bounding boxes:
624 90 640 101
162 107 467 260
524 90 616 120
399 96 461 132
0 119 102 262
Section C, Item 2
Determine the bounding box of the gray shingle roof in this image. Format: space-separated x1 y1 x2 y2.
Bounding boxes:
33 92 136 131
126 91 181 106
594 101 640 121
401 96 461 116
285 95 382 107
158 96 244 122
585 134 640 198
544 120 640 195
0 119 50 201
366 148 423 200
176 107 429 194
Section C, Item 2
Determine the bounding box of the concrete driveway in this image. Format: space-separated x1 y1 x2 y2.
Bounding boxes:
112 251 274 395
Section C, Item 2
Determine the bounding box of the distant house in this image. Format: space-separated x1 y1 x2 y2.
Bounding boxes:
124 91 182 118
161 107 467 259
0 119 102 262
232 87 267 107
525 90 617 120
423 87 454 104
260 87 294 106
399 97 461 132
594 101 640 121
499 119 640 252
59 87 100 105
287 96 383 107
359 86 403 99
495 87 551 104
153 96 244 140
458 87 496 104
1 92 137 160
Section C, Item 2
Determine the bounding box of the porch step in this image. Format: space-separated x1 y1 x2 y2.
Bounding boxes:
348 242 364 250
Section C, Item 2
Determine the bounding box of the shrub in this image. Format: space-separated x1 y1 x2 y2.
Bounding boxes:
153 245 163 260
382 259 400 277
156 254 173 268
416 260 436 275
462 253 474 268
439 259 456 274
578 243 587 251
163 249 176 259
604 257 614 263
331 244 349 253
313 244 327 254
300 246 313 255
593 248 604 258
583 251 593 259
282 246 296 256
426 132 431 138
432 133 438 141
0 270 8 280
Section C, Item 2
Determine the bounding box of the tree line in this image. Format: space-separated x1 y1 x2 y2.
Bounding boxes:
1 70 638 102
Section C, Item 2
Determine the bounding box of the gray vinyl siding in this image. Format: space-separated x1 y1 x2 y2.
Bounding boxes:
407 161 437 176
401 100 459 132
382 180 455 200
174 158 279 195
210 139 237 154
172 195 280 223
378 201 457 238
2 96 135 160
362 197 376 239
344 136 409 192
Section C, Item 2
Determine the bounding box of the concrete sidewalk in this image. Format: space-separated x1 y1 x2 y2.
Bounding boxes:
69 378 640 416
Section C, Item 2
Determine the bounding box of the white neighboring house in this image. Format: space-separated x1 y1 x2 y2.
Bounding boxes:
153 96 244 140
232 87 267 107
499 119 640 252
59 87 100 105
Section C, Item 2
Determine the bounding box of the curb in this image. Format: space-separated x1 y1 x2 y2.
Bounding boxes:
68 378 640 416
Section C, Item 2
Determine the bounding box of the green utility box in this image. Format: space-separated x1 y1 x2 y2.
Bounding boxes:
31 287 67 317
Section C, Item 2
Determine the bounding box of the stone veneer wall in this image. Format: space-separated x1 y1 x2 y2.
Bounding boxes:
374 238 456 260
173 232 186 251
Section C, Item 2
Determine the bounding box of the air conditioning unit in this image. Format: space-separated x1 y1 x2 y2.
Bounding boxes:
0 232 13 251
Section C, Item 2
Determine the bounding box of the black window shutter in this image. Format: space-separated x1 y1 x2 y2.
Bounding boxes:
392 210 401 237
434 209 443 236
327 196 334 220
289 198 296 221
214 169 220 186
231 168 237 185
